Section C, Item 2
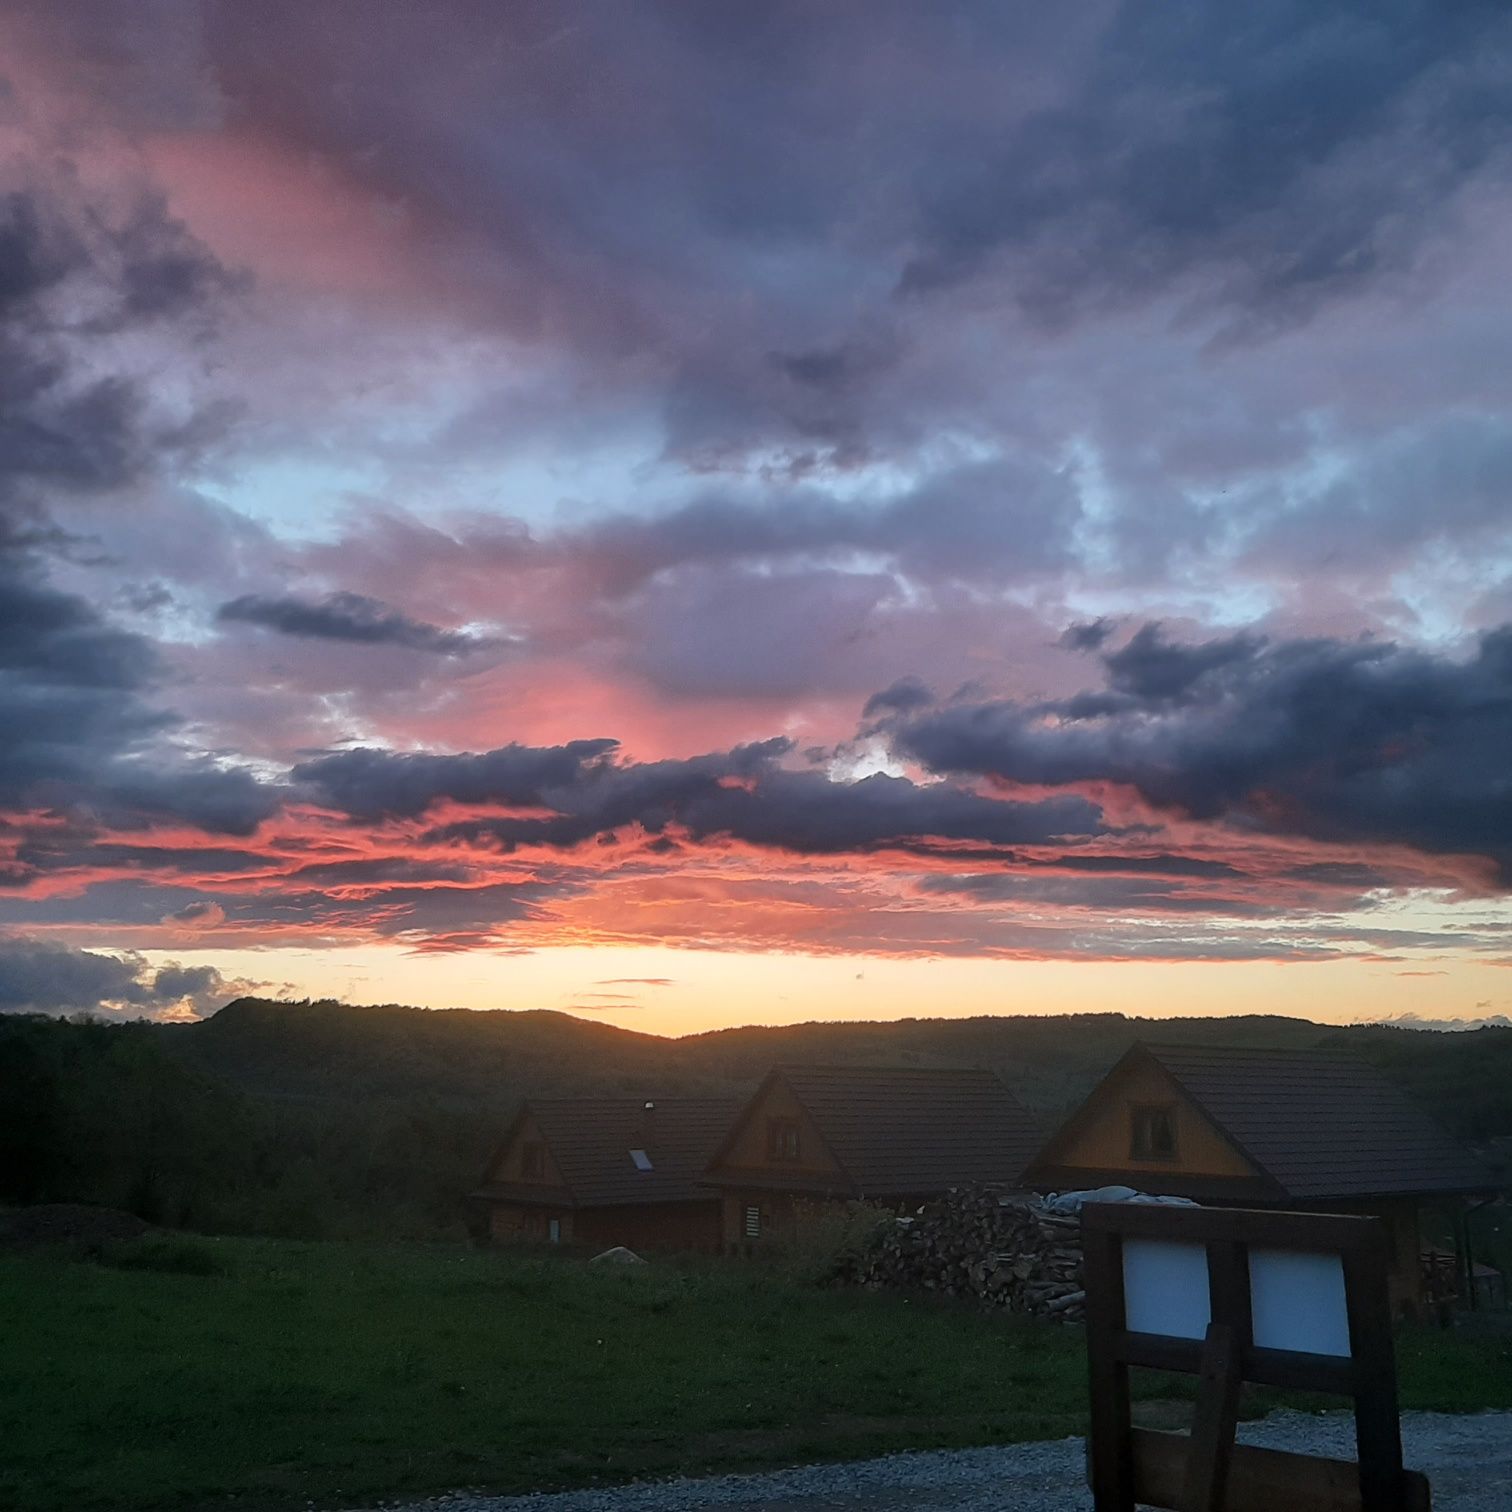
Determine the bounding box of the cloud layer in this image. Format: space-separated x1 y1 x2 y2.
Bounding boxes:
1 4 1510 1011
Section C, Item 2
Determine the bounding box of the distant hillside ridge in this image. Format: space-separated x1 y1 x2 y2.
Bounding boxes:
165 996 1512 1136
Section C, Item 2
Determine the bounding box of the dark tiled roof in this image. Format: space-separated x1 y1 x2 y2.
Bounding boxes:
776 1064 1044 1194
1143 1043 1497 1200
514 1097 739 1208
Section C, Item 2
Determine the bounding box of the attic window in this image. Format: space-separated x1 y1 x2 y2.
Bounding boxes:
629 1148 653 1172
1130 1104 1178 1161
522 1141 546 1179
766 1117 801 1162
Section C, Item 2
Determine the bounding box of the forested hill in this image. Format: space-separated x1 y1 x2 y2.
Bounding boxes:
167 996 1339 1115
5 997 1511 1244
170 995 1512 1131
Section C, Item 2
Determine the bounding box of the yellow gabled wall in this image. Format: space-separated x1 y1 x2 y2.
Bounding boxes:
485 1109 568 1186
1048 1057 1260 1181
707 1077 843 1181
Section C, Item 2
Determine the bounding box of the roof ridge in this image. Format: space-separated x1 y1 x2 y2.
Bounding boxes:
1130 1039 1495 1199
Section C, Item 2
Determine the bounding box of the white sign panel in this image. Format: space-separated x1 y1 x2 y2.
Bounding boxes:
1122 1238 1211 1340
1249 1248 1352 1358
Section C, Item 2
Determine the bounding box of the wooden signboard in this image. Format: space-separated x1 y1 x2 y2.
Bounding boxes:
1081 1203 1431 1512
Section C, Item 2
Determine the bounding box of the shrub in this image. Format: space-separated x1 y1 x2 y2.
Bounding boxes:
783 1199 897 1285
95 1235 229 1277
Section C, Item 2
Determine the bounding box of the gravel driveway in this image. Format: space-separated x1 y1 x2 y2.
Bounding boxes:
365 1410 1512 1512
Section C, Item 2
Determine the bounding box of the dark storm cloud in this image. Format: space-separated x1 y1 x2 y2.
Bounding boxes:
0 532 276 833
107 192 244 325
0 185 276 836
0 187 233 495
8 837 272 882
1059 618 1116 652
671 766 1100 856
1041 853 1245 880
1102 622 1265 704
293 738 623 821
218 590 503 656
862 676 937 720
0 934 239 1017
298 734 1102 857
280 857 475 887
889 623 1512 880
902 1 1512 329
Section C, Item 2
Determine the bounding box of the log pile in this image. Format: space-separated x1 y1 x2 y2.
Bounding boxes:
842 1186 1086 1322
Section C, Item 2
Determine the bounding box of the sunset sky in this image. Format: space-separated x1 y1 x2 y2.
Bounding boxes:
2 2 1510 1032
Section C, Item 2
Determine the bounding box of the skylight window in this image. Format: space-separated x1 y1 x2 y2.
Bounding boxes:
629 1148 653 1171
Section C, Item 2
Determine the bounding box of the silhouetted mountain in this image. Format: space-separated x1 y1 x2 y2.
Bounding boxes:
170 996 1512 1133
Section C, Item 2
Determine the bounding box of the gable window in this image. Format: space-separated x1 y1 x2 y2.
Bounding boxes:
1129 1104 1178 1161
766 1117 801 1162
744 1204 762 1239
629 1148 653 1172
522 1141 546 1179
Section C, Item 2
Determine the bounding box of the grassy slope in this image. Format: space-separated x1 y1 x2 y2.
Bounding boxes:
5 1237 1512 1512
2 1237 1088 1512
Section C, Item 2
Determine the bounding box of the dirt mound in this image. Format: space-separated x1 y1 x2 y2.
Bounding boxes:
0 1204 153 1250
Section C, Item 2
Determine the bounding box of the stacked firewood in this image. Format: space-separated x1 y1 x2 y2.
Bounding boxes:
842 1186 1086 1322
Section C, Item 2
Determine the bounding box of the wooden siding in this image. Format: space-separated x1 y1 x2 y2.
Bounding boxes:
707 1077 845 1188
1310 1196 1424 1318
718 1189 857 1247
575 1200 721 1253
1042 1056 1260 1183
489 1202 574 1246
485 1110 568 1189
486 1198 718 1253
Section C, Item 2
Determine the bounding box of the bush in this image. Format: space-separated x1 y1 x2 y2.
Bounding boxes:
95 1235 229 1277
783 1199 897 1284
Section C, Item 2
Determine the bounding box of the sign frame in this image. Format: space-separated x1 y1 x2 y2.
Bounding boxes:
1081 1202 1429 1512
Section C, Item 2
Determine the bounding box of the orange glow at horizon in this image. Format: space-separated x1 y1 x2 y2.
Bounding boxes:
137 943 1512 1037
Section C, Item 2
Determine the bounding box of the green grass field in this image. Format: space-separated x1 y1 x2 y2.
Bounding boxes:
4 1235 1512 1512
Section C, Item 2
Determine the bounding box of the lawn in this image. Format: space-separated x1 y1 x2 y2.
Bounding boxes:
4 1235 1512 1512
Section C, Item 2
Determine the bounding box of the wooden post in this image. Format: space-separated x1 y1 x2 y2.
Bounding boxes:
1205 1238 1253 1348
1181 1322 1243 1512
1463 1208 1480 1313
1084 1224 1135 1512
1343 1239 1406 1512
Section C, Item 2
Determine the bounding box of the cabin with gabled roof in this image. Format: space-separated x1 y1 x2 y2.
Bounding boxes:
473 1096 738 1252
701 1064 1044 1247
1026 1041 1499 1315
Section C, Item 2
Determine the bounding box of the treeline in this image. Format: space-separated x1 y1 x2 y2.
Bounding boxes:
0 1015 494 1240
1323 1024 1512 1144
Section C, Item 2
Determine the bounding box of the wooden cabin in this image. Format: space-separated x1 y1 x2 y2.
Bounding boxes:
701 1065 1044 1247
473 1096 737 1253
1026 1042 1498 1317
